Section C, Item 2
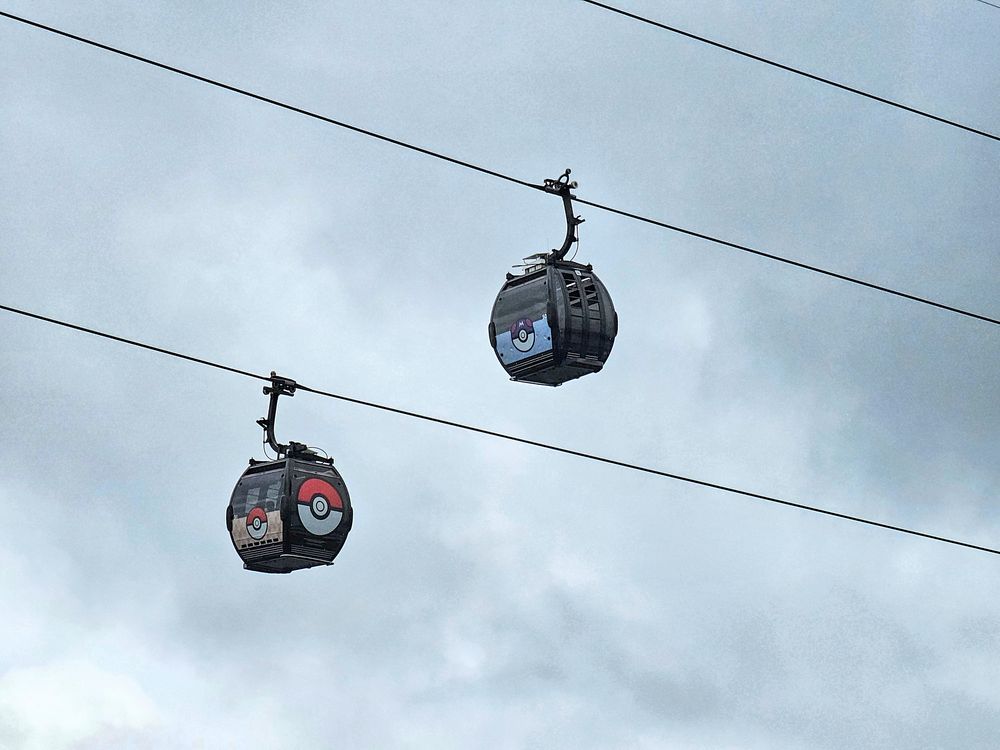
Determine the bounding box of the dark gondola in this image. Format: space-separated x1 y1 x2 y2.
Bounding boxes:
227 373 353 573
489 170 618 386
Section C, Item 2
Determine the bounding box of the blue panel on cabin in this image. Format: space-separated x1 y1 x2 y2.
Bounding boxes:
495 313 553 364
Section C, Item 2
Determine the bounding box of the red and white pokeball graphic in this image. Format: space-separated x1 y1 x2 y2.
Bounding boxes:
246 506 268 540
510 317 535 352
297 478 345 536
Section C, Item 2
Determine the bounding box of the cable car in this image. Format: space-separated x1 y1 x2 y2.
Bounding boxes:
489 170 618 386
227 373 353 573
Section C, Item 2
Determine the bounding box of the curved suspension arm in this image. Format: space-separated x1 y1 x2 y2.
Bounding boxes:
542 169 585 261
257 371 297 457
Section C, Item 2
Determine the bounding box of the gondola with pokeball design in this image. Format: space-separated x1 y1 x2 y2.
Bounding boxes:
489 170 618 386
227 373 353 573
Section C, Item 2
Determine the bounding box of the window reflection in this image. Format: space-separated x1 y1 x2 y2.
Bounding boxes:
233 471 283 517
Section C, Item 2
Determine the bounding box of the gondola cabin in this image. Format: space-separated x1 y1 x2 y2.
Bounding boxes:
227 450 353 574
489 257 617 386
488 169 618 386
229 373 354 574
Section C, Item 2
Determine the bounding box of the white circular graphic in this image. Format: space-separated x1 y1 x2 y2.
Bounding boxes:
296 478 345 536
246 507 268 540
312 495 330 518
510 318 536 353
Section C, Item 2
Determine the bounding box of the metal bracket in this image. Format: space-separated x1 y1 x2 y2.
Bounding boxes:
257 371 297 457
541 168 585 262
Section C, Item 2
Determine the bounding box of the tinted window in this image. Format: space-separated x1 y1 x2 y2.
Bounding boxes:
231 470 283 518
493 277 549 331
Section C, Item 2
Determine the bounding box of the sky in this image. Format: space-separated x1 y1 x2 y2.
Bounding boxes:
0 1 998 747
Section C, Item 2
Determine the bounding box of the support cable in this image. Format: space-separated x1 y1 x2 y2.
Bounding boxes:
577 0 1000 143
0 10 997 327
571 196 1000 325
0 301 996 557
0 11 539 194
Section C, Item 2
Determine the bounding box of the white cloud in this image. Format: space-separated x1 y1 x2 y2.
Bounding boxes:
0 0 997 747
0 660 158 750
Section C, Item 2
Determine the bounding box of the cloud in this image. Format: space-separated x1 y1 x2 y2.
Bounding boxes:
0 660 158 750
0 0 997 747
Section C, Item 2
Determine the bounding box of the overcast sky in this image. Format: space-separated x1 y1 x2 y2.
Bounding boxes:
1 1 998 747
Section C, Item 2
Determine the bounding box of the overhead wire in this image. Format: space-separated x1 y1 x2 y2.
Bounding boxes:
570 196 999 325
0 10 997 328
0 300 996 557
0 11 537 194
576 0 1000 143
